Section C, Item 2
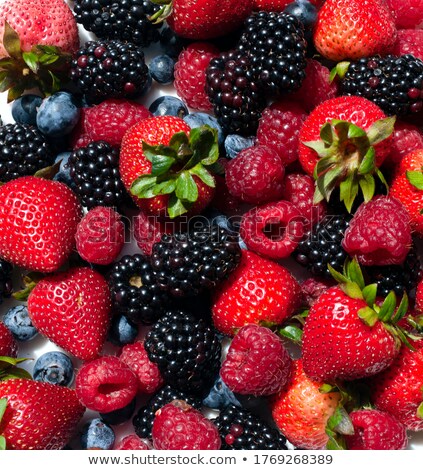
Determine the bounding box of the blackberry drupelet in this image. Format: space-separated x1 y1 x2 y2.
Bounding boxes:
0 124 54 182
237 11 307 97
294 215 350 278
205 50 266 136
0 258 13 304
144 310 221 394
340 55 423 116
109 254 170 324
70 40 150 103
68 141 128 210
74 0 161 47
151 225 242 298
213 405 289 450
133 385 202 438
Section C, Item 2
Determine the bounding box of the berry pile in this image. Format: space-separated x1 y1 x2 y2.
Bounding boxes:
0 0 423 454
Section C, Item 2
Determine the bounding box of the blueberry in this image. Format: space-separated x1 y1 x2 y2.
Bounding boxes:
100 398 136 425
107 314 138 346
203 377 242 410
160 26 188 58
36 92 80 137
184 113 224 147
3 305 38 341
224 134 255 159
284 0 318 40
53 152 76 188
33 351 74 387
11 94 43 126
149 55 175 85
80 419 115 450
149 95 188 118
203 208 239 235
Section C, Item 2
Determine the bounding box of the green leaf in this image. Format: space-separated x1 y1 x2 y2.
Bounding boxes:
347 123 367 139
375 168 389 194
342 281 364 300
36 45 60 55
7 83 25 103
366 116 396 145
167 193 191 219
190 126 219 166
0 75 16 94
0 356 29 368
150 154 176 177
329 61 350 82
302 139 331 157
406 170 423 190
417 402 423 419
391 293 409 324
22 52 39 74
278 325 303 344
362 283 378 307
152 179 176 196
0 398 7 422
130 175 158 198
168 131 190 155
189 164 215 188
328 264 349 284
33 160 61 180
339 173 359 213
359 174 376 203
47 71 60 94
142 142 175 163
38 54 60 66
378 291 397 322
319 383 337 394
1 369 32 381
358 306 379 327
0 435 6 450
175 171 198 203
358 147 376 175
316 165 344 201
0 58 16 69
314 155 339 179
320 122 336 146
3 22 22 60
346 258 365 290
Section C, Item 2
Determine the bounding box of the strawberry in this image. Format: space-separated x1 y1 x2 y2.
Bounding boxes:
253 0 323 10
0 322 17 358
298 96 395 212
0 176 82 273
302 259 409 383
0 378 85 450
27 267 112 361
313 0 397 61
390 149 423 237
211 250 302 336
120 116 217 219
0 0 79 101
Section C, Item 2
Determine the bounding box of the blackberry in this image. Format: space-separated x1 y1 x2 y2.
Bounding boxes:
205 50 266 136
70 40 150 103
68 141 128 210
0 258 13 303
340 55 423 116
237 11 307 97
109 254 170 324
74 0 161 47
144 310 221 394
151 225 242 298
133 385 202 438
294 215 351 278
0 124 54 182
213 405 289 450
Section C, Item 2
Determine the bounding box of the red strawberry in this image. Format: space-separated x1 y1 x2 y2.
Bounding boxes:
416 278 423 314
0 176 82 273
0 322 17 358
313 0 397 61
27 267 112 361
0 378 85 450
120 116 217 219
211 251 302 336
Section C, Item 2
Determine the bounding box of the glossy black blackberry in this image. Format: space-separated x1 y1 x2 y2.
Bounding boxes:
109 254 170 324
366 249 422 297
68 141 128 210
151 225 242 298
144 310 221 394
0 258 13 303
340 55 423 116
74 0 161 47
294 215 351 278
70 40 150 103
213 405 289 450
205 50 266 136
0 124 54 182
133 385 202 438
237 11 307 96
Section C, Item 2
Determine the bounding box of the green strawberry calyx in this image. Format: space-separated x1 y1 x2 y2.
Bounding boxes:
0 356 32 382
406 167 423 190
130 125 222 219
0 22 72 102
0 397 7 450
303 117 395 212
148 0 173 24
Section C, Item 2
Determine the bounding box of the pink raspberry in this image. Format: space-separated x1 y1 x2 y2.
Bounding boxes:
71 99 152 149
290 59 339 113
114 435 152 450
301 278 336 308
225 145 285 205
386 0 423 29
384 120 423 171
256 100 308 166
342 196 412 266
280 173 327 232
133 211 168 256
119 341 164 394
240 200 304 259
75 207 125 265
152 400 221 450
220 324 292 396
75 356 138 413
345 409 408 450
174 42 220 111
393 30 423 61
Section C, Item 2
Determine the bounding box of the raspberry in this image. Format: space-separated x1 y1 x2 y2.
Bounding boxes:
70 99 151 148
384 121 423 170
386 0 423 29
75 356 138 413
152 400 221 450
256 100 307 166
132 211 169 256
0 321 17 357
342 196 412 266
393 30 423 61
345 409 408 450
280 173 327 232
240 201 304 260
300 277 336 308
220 324 292 396
174 42 220 111
75 207 125 265
290 59 339 113
114 435 152 450
225 145 285 205
119 341 164 395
